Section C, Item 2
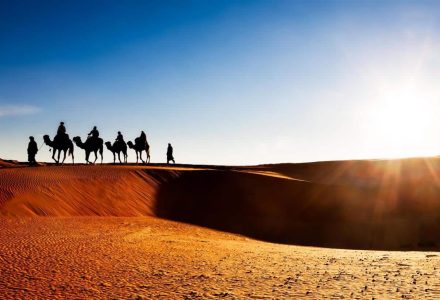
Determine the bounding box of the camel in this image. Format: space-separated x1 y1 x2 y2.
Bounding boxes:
72 136 103 164
43 134 75 164
127 138 150 164
105 141 127 164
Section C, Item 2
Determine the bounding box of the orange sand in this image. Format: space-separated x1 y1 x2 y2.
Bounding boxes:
1 158 440 298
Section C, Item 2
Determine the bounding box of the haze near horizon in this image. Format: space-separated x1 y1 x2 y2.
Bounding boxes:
1 0 440 164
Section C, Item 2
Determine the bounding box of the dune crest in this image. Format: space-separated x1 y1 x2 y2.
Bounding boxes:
0 159 20 168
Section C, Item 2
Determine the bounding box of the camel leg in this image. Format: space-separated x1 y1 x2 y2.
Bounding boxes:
94 151 98 164
113 152 116 164
57 150 61 165
61 150 66 164
139 151 145 164
52 149 57 164
118 152 121 164
85 151 90 164
69 145 74 165
136 152 139 164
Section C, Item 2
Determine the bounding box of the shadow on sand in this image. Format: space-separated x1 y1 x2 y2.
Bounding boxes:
154 165 440 250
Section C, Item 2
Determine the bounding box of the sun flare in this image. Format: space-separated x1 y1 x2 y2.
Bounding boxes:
367 84 439 158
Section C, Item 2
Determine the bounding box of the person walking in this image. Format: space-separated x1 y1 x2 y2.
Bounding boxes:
167 143 175 164
27 136 38 166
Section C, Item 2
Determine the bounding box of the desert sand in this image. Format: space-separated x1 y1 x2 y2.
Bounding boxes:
1 158 440 298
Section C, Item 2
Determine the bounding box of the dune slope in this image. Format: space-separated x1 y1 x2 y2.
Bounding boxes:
1 159 440 250
0 166 177 216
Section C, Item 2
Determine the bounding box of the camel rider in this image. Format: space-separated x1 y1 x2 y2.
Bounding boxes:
116 131 124 144
88 126 99 141
139 131 147 147
57 122 66 136
56 122 67 144
27 136 38 166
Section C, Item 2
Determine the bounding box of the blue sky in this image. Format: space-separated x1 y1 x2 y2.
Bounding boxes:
1 0 440 164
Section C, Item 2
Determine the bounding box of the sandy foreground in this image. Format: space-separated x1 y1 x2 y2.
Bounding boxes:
1 217 440 299
2 159 440 298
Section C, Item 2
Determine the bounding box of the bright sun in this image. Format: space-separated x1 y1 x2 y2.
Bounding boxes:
367 85 439 158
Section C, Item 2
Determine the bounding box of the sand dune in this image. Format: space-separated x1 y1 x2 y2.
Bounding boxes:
0 165 174 216
0 159 21 168
2 158 440 298
1 158 440 249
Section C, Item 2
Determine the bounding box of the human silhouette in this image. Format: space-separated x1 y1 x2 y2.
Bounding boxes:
27 136 38 166
139 131 147 146
88 126 100 139
55 121 68 144
167 143 175 164
116 131 125 143
57 122 66 136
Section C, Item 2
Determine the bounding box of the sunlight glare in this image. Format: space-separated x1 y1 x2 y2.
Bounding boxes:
367 84 438 158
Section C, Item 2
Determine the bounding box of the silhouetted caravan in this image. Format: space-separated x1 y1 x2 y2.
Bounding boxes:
73 136 103 164
105 140 127 163
167 143 175 164
43 134 75 165
127 135 150 164
27 136 38 166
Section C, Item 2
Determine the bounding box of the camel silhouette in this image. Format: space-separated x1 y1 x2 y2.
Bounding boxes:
43 134 75 164
127 138 150 164
105 141 127 164
73 136 103 164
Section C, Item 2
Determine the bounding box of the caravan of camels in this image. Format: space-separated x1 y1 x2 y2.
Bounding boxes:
38 122 154 165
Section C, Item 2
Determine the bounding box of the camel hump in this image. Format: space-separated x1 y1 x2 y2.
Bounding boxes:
87 136 103 147
54 133 69 144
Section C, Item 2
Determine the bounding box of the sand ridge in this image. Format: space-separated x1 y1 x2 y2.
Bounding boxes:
0 159 21 168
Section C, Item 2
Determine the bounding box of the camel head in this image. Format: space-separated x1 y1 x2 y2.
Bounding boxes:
72 136 83 147
127 141 134 149
43 135 51 145
105 141 112 150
